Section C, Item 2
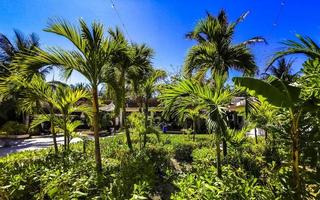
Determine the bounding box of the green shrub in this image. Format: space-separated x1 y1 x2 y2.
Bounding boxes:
173 143 194 163
192 147 216 168
1 121 27 135
171 165 276 200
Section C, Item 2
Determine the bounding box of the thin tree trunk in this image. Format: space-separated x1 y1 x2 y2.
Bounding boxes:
265 129 268 141
222 138 227 157
255 128 258 144
143 97 148 147
51 123 58 154
216 138 222 178
24 113 30 134
192 118 196 141
121 70 133 151
63 118 67 151
92 86 102 173
50 106 58 154
123 102 133 151
63 117 68 151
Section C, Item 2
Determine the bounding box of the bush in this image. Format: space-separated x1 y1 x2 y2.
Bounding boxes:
1 121 27 135
172 165 276 200
173 143 194 163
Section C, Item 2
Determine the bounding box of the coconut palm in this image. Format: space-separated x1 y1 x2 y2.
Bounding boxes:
233 76 319 198
184 10 265 80
15 19 121 172
106 28 154 151
160 73 234 178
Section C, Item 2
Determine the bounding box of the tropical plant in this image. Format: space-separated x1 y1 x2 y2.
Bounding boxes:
31 85 91 151
0 30 48 78
14 19 122 172
142 69 166 145
105 28 154 151
160 73 234 177
234 76 319 198
300 59 320 100
184 10 265 80
268 34 320 67
0 30 50 127
265 58 298 83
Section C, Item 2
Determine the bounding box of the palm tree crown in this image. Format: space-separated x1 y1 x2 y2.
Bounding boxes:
184 10 265 80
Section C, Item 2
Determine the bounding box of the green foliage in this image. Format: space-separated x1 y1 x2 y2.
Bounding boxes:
184 10 265 80
172 166 276 200
300 59 320 100
1 134 319 199
0 121 27 135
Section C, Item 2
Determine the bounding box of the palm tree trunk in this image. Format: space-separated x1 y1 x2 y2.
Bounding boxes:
24 113 30 134
63 117 68 151
92 86 102 173
51 122 58 154
254 128 258 144
50 106 58 154
222 138 227 157
123 102 133 151
192 118 196 141
121 70 133 151
265 129 268 141
143 97 148 147
216 138 222 178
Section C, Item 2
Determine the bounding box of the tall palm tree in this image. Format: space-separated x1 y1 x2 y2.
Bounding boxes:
15 19 121 172
160 73 234 178
184 10 265 80
234 76 319 199
106 28 154 151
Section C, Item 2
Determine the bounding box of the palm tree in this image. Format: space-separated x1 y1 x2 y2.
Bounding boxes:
162 94 202 141
160 73 234 178
234 76 319 199
16 19 121 172
31 84 91 151
106 28 154 151
0 30 46 77
0 75 59 153
0 30 50 128
184 10 265 80
142 69 166 145
265 58 298 83
51 85 91 150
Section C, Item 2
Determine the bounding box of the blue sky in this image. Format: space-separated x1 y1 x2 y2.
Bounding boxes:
1 0 320 84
